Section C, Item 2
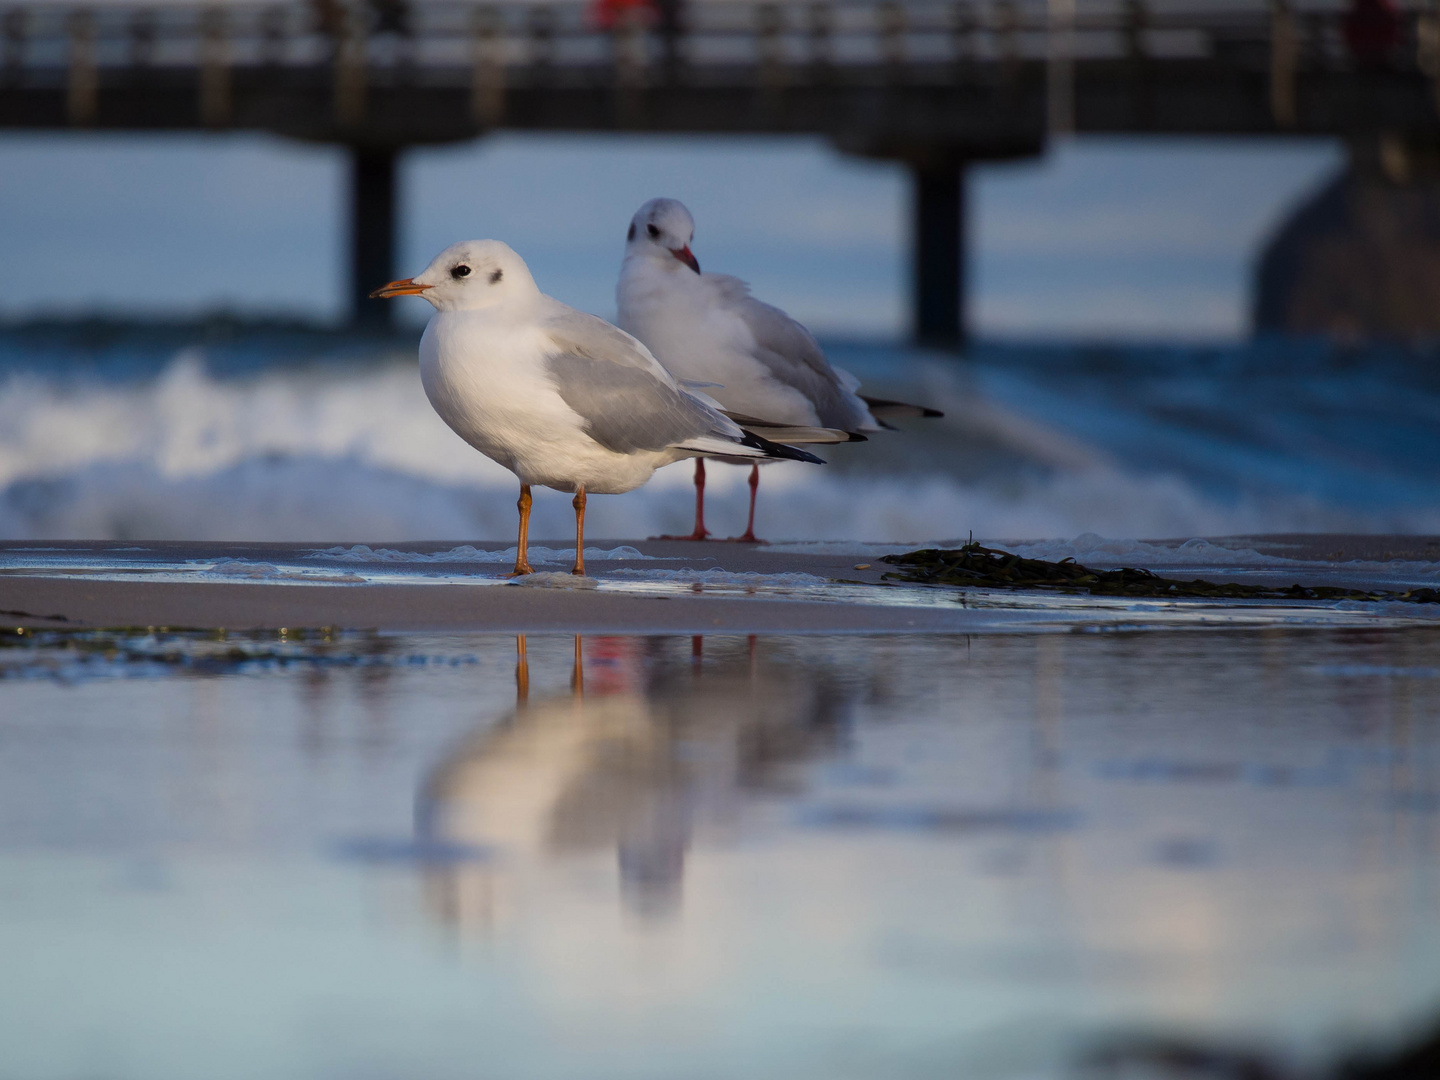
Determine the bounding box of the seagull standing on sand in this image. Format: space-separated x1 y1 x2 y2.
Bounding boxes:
371 239 825 577
617 197 942 543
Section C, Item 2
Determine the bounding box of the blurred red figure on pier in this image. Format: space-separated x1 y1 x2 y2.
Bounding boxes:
589 0 655 30
1343 0 1401 64
589 0 684 78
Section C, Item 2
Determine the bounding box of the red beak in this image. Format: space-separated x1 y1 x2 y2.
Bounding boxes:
671 245 700 273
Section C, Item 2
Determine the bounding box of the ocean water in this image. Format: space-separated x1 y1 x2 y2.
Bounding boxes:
1 325 1438 544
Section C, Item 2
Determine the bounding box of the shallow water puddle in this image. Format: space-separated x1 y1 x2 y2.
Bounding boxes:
2 629 1440 1079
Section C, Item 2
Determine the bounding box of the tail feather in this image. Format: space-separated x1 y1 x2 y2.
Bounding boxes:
737 429 826 464
719 410 865 444
674 430 826 464
860 395 944 420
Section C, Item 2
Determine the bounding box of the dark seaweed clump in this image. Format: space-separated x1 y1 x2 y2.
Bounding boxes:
879 543 1440 604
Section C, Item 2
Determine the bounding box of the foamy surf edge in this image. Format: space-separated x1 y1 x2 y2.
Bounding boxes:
308 544 658 565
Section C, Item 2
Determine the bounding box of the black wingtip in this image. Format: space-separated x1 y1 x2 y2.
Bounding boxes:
739 429 826 465
859 395 945 421
846 432 869 443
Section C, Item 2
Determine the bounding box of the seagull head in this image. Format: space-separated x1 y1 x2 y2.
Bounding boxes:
625 198 699 273
370 239 539 312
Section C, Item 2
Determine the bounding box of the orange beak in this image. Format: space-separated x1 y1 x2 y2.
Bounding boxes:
369 278 432 299
671 245 700 273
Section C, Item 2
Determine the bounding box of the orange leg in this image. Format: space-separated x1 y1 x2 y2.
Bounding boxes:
515 634 529 706
507 484 535 576
654 459 711 541
726 464 767 544
572 486 587 576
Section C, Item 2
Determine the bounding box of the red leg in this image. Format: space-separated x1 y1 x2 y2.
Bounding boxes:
571 487 587 576
725 464 767 544
652 459 712 541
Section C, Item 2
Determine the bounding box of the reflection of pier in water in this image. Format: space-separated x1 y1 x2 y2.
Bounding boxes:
416 634 856 927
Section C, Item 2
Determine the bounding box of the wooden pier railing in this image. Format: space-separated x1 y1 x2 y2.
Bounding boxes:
1 0 1438 137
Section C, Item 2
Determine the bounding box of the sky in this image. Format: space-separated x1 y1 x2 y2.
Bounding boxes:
0 131 1342 339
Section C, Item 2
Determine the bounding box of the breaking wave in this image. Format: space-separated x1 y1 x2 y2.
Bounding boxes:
1 343 1438 544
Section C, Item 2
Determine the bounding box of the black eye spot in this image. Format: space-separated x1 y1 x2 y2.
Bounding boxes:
451 264 471 279
646 223 660 239
627 223 636 241
489 268 503 284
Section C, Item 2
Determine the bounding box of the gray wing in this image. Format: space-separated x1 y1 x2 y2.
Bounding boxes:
541 302 738 455
707 275 876 432
545 301 670 377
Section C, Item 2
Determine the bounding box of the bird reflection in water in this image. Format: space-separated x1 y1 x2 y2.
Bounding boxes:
416 634 854 929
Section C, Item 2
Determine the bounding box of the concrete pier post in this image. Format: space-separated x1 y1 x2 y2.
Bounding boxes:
350 146 398 328
912 155 966 349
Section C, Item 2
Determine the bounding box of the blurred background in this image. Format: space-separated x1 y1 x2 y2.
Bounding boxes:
7 10 1440 1080
1 0 1438 542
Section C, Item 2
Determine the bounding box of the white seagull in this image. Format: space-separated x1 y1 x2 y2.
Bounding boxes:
617 197 942 543
371 239 827 576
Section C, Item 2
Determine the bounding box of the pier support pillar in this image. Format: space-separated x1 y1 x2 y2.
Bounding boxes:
911 155 967 349
350 145 398 328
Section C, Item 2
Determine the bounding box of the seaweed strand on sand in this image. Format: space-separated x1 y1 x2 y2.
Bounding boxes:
879 543 1440 604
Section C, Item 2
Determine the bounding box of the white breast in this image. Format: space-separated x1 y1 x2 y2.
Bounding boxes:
419 310 679 495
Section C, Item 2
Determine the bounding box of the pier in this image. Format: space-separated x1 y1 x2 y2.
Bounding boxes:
3 0 1439 340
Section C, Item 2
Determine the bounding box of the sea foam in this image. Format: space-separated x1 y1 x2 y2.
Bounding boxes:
2 349 1439 544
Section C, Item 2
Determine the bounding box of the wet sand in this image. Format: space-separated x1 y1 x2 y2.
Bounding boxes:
1 534 1438 632
0 572 971 634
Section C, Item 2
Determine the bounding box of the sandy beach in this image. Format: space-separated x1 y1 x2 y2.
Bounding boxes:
5 534 1439 633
